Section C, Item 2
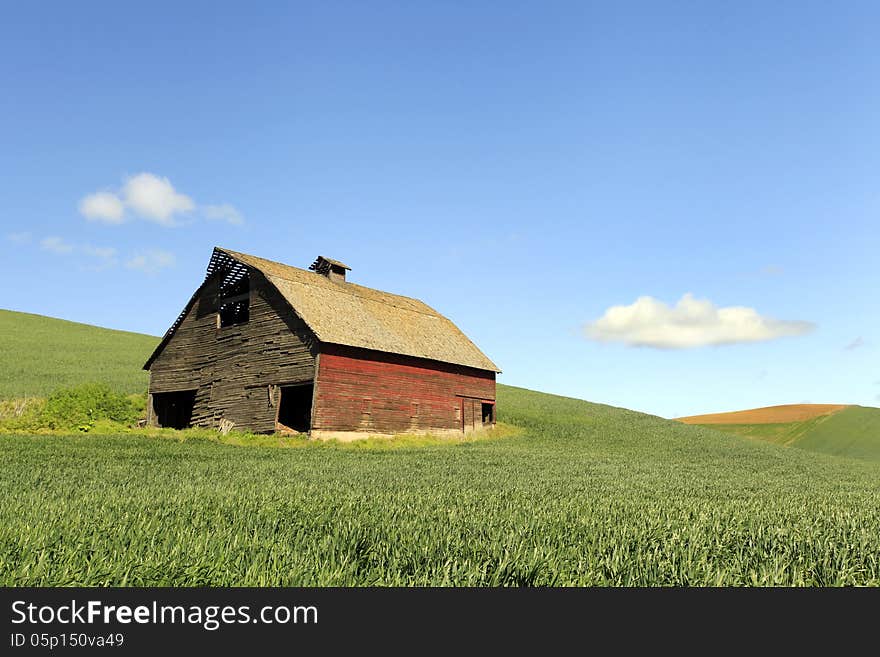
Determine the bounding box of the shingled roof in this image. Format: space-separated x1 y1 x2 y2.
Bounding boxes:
146 247 500 372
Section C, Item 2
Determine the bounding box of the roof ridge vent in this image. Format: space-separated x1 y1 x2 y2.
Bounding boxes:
309 256 351 283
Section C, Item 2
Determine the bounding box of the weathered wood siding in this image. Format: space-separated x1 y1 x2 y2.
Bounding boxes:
148 270 317 432
312 344 495 434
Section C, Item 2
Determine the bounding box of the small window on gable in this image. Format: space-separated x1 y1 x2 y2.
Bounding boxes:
218 270 250 327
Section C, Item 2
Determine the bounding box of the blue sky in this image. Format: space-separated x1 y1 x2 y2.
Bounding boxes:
1 1 877 417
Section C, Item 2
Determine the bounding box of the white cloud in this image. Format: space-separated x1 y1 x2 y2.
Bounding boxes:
78 172 243 228
203 203 244 225
122 173 195 226
126 250 175 274
844 337 865 351
6 231 31 244
78 191 125 224
585 293 814 349
40 236 75 254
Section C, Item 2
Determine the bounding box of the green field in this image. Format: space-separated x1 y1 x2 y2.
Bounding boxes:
2 385 879 586
0 309 158 399
2 310 880 586
691 406 880 463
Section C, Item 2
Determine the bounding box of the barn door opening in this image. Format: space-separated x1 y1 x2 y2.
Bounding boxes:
481 402 495 426
277 384 314 433
152 390 196 429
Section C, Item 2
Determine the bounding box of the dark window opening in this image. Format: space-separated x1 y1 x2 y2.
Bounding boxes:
153 390 196 429
481 402 495 426
218 271 250 327
219 298 249 326
277 384 314 433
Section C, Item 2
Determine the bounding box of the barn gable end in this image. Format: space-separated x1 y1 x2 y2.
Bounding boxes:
147 267 318 432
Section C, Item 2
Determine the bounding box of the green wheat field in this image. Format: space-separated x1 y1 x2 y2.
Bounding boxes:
1 310 879 586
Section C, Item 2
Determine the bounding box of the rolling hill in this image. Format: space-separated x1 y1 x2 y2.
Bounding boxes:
0 309 159 399
1 310 880 585
679 404 880 462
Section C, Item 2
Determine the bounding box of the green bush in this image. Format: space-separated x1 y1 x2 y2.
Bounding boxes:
40 383 141 431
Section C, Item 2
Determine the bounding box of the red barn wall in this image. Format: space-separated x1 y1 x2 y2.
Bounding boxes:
312 344 495 436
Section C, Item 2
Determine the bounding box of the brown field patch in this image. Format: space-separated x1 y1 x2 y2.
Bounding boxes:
677 404 849 425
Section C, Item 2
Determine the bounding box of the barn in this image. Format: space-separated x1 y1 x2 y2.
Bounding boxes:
143 247 500 439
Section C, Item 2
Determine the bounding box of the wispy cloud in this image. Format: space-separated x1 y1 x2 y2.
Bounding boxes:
204 203 244 225
585 293 814 349
126 250 175 274
39 236 118 269
844 337 865 351
81 245 118 269
78 172 242 227
82 245 117 260
739 264 784 280
6 231 32 244
40 236 75 254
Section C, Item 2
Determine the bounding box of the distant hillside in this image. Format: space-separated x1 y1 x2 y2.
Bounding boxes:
0 309 159 399
678 404 849 425
679 404 880 462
